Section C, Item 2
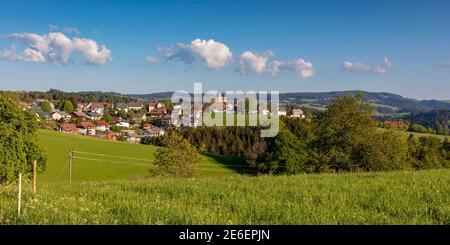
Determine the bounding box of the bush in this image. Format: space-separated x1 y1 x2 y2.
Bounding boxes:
408 135 448 169
149 132 200 178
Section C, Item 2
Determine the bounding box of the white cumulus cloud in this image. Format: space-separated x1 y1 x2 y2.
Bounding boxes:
153 38 315 78
270 59 315 78
1 32 112 65
238 50 273 74
1 45 46 62
162 38 233 70
342 57 392 74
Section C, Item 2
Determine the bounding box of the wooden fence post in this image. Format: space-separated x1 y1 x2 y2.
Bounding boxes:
18 173 22 217
33 160 37 195
69 149 73 184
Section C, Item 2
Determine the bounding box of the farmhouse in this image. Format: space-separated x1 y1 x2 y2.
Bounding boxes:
149 108 167 117
125 131 141 143
59 123 78 134
115 103 129 113
143 126 165 137
90 102 111 114
116 121 130 128
71 111 88 120
51 110 71 121
78 121 96 135
128 102 144 111
147 101 165 111
86 111 102 121
96 121 111 132
76 102 91 112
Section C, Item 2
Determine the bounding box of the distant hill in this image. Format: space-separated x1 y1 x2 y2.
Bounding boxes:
126 92 174 101
126 90 450 113
11 89 450 116
278 91 450 113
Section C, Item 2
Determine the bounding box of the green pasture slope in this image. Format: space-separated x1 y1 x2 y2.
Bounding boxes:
1 169 450 224
1 129 449 224
37 130 240 182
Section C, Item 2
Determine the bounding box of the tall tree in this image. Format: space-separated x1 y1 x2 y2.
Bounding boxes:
0 92 47 183
40 101 52 113
61 100 74 113
314 93 407 172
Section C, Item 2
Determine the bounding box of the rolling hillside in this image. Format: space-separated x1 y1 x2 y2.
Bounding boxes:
2 169 450 224
37 130 241 182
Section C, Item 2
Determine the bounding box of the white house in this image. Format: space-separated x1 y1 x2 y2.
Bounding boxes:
51 111 64 121
96 121 110 132
116 121 130 128
51 111 71 121
147 101 164 112
143 126 165 137
125 132 141 143
86 111 102 121
128 102 144 111
115 103 129 113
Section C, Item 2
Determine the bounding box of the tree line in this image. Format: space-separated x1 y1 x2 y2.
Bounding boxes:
152 93 450 176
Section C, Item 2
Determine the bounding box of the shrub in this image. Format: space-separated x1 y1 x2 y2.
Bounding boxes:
149 132 200 178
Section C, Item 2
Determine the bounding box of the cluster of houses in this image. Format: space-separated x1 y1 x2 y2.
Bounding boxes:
23 99 168 143
23 95 306 143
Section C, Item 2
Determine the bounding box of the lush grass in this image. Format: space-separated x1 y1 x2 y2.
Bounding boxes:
1 169 450 224
37 130 239 182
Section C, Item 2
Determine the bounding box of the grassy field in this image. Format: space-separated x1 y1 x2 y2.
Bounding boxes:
378 128 448 141
1 169 450 224
37 130 242 182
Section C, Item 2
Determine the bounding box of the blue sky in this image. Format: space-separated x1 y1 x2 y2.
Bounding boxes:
0 0 449 99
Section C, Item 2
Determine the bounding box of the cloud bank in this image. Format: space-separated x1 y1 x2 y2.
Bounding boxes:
0 32 112 65
151 38 315 79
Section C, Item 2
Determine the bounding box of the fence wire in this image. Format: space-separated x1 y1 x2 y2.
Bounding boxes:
72 150 253 170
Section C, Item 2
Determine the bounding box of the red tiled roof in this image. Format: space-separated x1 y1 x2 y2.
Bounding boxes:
149 108 166 115
91 102 111 109
60 123 78 132
79 121 96 129
98 121 110 127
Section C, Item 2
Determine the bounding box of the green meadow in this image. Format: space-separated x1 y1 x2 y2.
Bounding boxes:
37 129 240 182
1 129 449 224
1 169 450 224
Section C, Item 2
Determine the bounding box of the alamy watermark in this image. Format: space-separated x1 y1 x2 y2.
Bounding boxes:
170 82 279 137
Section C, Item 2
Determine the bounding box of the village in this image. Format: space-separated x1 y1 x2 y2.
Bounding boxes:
20 96 306 144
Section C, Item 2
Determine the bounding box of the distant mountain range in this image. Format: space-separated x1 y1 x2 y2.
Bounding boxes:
126 90 450 115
